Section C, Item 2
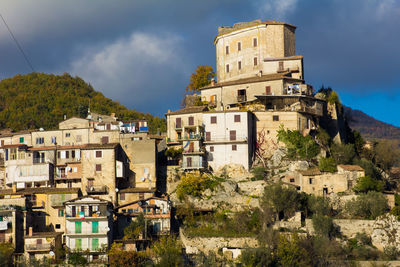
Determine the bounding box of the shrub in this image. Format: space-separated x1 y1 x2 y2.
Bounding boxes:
240 247 276 267
262 183 300 220
330 143 356 165
345 191 389 219
277 126 320 160
0 242 14 267
151 235 184 267
277 234 311 266
390 206 400 219
353 176 384 193
165 147 183 159
251 166 267 181
108 243 151 266
176 172 221 201
307 195 331 216
318 157 337 173
312 214 335 238
383 246 400 260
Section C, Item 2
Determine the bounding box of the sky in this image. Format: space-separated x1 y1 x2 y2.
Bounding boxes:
0 0 399 127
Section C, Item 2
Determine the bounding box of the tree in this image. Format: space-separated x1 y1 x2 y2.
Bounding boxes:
107 243 151 266
67 250 87 266
186 65 215 93
0 242 14 267
277 234 311 266
151 235 184 267
353 176 384 193
262 183 300 220
318 157 337 173
123 213 148 240
345 191 389 219
374 140 400 173
330 143 356 165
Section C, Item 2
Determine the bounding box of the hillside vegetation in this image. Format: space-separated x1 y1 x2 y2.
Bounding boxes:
0 73 166 133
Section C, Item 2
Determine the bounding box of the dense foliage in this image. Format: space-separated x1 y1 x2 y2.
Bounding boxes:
176 172 223 201
185 65 215 93
345 191 389 219
0 73 166 133
277 127 320 161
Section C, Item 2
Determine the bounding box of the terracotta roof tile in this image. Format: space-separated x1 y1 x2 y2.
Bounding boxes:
337 165 364 172
166 106 208 116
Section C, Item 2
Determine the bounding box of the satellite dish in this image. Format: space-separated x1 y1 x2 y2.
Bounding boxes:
106 227 110 232
140 177 145 182
49 251 55 257
115 188 119 193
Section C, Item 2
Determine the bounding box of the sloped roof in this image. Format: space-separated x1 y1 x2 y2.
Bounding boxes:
115 196 168 210
298 168 321 176
165 106 208 116
0 187 80 196
337 165 364 172
119 187 157 193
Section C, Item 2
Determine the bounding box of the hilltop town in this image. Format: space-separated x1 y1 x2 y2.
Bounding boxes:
0 20 400 266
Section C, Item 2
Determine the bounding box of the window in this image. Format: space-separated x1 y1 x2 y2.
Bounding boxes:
72 150 75 158
120 193 125 201
230 130 236 141
75 222 82 234
19 137 24 143
101 136 109 144
209 146 214 152
96 164 102 172
92 221 99 233
51 137 56 144
253 57 258 66
75 239 82 250
225 45 229 55
237 89 246 102
57 151 61 159
234 115 241 122
238 61 241 70
19 152 25 160
139 192 144 199
290 178 295 183
95 151 102 158
238 42 241 51
279 61 284 71
92 238 99 251
273 115 279 121
205 132 211 141
58 209 64 217
188 117 194 126
36 137 44 144
309 178 313 184
265 86 271 95
65 133 70 138
210 116 217 124
10 148 17 160
232 144 237 151
253 37 257 47
37 239 42 245
55 224 61 229
226 64 229 73
66 151 69 159
175 118 181 128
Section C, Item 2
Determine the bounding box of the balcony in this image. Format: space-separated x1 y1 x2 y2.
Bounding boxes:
237 95 247 102
25 243 51 252
181 160 206 170
86 185 108 194
203 135 248 144
33 157 46 164
179 133 203 141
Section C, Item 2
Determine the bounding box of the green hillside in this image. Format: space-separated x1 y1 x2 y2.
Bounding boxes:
0 73 166 133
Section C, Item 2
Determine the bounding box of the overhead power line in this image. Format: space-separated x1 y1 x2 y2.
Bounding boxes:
0 13 35 72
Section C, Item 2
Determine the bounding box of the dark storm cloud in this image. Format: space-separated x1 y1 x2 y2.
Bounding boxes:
0 0 399 117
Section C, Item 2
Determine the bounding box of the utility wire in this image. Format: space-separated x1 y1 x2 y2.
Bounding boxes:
0 13 35 72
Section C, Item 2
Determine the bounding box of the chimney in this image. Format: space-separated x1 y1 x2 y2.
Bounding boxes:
64 115 67 120
28 227 33 237
210 78 215 86
12 183 16 193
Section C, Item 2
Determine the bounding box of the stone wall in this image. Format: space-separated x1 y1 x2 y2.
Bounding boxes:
180 228 258 255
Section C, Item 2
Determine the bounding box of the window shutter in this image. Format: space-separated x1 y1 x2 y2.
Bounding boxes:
176 118 181 128
205 132 211 141
230 130 236 141
75 222 82 233
234 115 241 122
253 38 257 47
188 117 194 126
92 221 99 233
254 57 258 66
210 116 217 124
238 42 241 51
96 164 102 172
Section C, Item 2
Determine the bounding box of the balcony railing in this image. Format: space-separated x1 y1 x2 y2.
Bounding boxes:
203 135 248 143
33 158 45 164
181 161 206 169
86 185 108 194
179 134 203 141
25 243 51 251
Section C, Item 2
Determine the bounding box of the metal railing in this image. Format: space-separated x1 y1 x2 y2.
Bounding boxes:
25 243 51 251
86 185 108 194
33 157 46 164
181 161 206 169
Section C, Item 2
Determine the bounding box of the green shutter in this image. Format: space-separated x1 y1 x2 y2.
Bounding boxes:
92 221 98 233
92 238 99 251
58 209 64 217
76 239 82 250
19 137 24 143
75 222 81 233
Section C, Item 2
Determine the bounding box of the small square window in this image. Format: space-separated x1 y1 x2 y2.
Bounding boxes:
209 146 214 152
232 145 237 151
55 224 61 229
210 116 217 124
95 151 102 158
19 137 24 143
273 115 279 121
234 115 241 122
66 133 70 138
290 178 295 183
309 178 313 184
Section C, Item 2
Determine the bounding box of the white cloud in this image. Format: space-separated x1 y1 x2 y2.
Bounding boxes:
69 31 188 109
257 0 298 19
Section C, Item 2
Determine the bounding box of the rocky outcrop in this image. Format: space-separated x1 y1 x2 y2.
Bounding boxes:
371 214 400 250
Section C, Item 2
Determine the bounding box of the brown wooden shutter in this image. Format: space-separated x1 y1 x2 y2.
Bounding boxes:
232 145 237 151
66 151 69 159
187 157 192 167
230 130 236 141
176 118 181 128
254 57 257 66
206 132 211 141
96 164 102 172
209 146 214 152
279 61 284 71
238 61 241 70
1 140 4 147
101 136 109 144
234 115 241 122
238 42 241 51
120 193 125 201
211 116 217 124
225 45 229 55
96 151 102 158
188 117 194 126
106 124 111 130
265 86 271 95
253 38 257 47
226 64 229 73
